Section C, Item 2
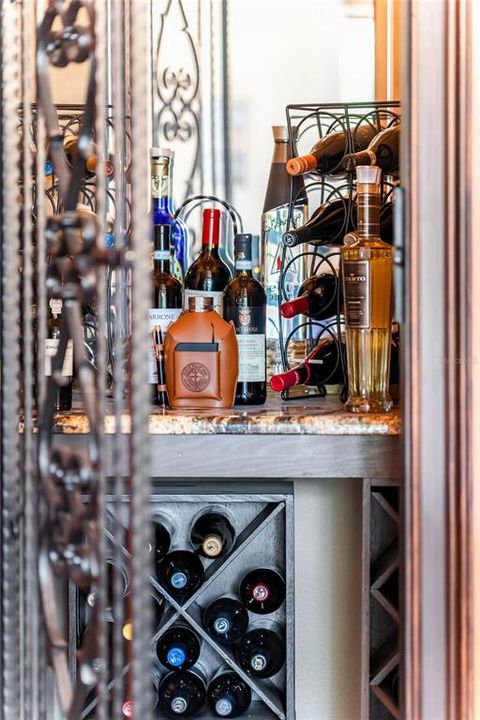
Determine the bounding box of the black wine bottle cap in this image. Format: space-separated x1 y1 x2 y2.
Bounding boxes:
234 233 253 261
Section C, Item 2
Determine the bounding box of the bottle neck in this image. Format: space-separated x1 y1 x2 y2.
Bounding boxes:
235 259 253 277
151 156 173 212
153 226 172 274
272 139 288 164
356 188 381 238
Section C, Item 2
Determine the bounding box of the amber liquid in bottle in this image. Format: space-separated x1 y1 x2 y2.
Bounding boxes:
341 166 393 413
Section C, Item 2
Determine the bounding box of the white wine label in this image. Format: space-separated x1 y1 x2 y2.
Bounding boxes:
148 307 182 383
153 249 170 261
343 260 371 328
45 338 73 377
49 298 63 317
184 289 224 316
237 334 266 382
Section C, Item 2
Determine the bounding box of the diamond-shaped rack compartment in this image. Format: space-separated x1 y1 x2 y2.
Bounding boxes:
79 488 295 720
363 481 400 720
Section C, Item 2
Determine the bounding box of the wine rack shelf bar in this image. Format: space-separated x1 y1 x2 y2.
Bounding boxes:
78 488 295 720
362 479 400 720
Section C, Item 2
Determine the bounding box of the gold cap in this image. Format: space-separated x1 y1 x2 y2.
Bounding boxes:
202 534 223 557
272 125 289 142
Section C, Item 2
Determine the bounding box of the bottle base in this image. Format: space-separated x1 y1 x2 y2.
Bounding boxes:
345 395 393 414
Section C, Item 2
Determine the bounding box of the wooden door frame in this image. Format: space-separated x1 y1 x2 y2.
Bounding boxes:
402 1 478 718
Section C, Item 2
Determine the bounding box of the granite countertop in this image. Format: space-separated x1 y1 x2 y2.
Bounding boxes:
48 394 401 436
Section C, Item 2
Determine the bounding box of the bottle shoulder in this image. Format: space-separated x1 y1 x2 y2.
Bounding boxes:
225 274 266 302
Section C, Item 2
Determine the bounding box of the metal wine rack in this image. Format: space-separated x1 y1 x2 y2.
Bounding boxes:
279 101 401 401
362 481 400 720
23 103 132 389
77 486 295 720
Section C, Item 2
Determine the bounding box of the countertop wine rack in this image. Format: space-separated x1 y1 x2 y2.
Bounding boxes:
77 485 295 720
25 103 132 389
279 100 401 402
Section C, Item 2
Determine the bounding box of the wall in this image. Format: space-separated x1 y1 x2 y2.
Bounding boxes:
295 478 362 719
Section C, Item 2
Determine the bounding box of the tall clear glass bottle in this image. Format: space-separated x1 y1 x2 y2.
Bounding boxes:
262 126 308 376
341 166 393 413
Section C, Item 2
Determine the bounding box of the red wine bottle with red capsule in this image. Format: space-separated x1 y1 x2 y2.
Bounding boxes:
239 568 286 615
270 337 346 391
280 272 340 322
184 208 231 315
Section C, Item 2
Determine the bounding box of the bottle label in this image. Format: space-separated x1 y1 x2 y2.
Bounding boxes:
224 305 266 383
148 307 182 383
153 249 170 261
45 338 73 377
235 259 252 271
49 298 63 318
184 289 224 316
343 260 371 328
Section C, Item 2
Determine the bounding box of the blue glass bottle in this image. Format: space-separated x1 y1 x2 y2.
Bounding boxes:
150 147 187 281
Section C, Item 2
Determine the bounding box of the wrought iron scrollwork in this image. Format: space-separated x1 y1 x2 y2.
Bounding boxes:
35 2 121 717
153 0 201 200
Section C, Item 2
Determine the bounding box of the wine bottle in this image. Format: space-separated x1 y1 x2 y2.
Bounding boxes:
270 337 346 391
150 512 175 563
286 124 377 176
122 592 163 641
341 165 393 413
223 233 267 405
343 124 400 174
280 272 340 322
157 550 205 600
150 147 187 280
121 665 161 717
262 125 308 375
235 622 286 679
203 597 249 645
149 224 183 404
158 668 207 718
190 508 235 559
207 667 252 718
157 624 201 671
282 197 354 248
239 568 286 615
85 558 129 613
62 135 114 178
283 198 394 249
184 208 231 315
45 297 73 411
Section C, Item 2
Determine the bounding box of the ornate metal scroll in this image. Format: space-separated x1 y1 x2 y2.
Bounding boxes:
151 0 202 201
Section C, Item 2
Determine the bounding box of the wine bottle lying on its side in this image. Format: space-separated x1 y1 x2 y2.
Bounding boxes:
342 123 400 174
207 667 252 718
190 507 236 559
156 624 202 671
157 667 207 718
239 567 286 615
286 123 377 176
282 199 394 248
157 549 205 601
235 621 286 679
270 337 346 392
203 596 249 645
280 272 341 322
